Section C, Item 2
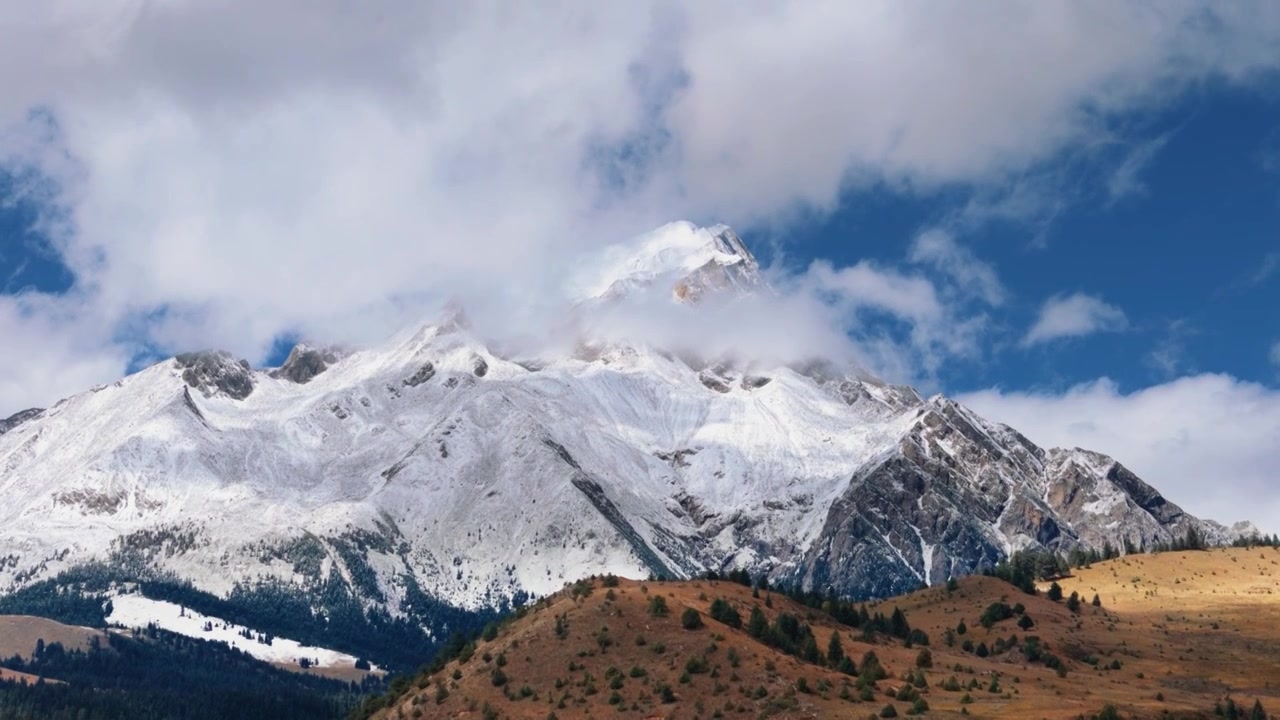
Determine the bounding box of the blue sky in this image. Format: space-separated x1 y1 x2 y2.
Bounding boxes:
749 83 1280 395
1 2 1279 530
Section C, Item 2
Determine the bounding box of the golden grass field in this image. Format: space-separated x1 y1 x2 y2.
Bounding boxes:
0 614 108 661
373 547 1280 719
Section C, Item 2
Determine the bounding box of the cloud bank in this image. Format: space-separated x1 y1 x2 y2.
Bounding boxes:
0 1 1279 414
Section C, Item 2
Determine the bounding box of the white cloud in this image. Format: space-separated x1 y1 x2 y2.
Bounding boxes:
959 375 1280 534
1107 133 1171 202
1270 340 1280 367
908 230 1005 306
1144 319 1198 379
1024 293 1128 345
0 1 1279 413
0 292 129 416
805 260 943 322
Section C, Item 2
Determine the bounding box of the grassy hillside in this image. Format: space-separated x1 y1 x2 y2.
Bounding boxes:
0 616 108 661
365 548 1280 719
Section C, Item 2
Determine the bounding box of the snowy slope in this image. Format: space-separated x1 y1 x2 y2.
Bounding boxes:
0 222 1251 626
107 594 374 671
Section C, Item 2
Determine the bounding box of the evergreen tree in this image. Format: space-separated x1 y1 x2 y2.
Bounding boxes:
890 607 910 639
1047 582 1064 602
801 634 822 664
681 608 703 630
709 597 742 628
827 631 844 668
747 607 768 639
647 595 669 617
837 655 857 676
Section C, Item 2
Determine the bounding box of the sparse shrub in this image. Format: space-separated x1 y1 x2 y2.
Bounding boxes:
685 655 710 674
709 598 742 628
682 608 704 630
648 595 669 617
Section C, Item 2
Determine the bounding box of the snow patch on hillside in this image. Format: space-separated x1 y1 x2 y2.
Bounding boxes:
107 594 374 671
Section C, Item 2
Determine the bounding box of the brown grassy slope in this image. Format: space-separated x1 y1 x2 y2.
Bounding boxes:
866 546 1280 719
375 548 1280 720
0 615 108 660
373 577 935 720
1047 546 1280 713
0 667 65 685
272 660 384 683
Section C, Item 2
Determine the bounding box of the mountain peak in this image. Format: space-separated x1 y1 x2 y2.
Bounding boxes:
574 221 764 302
174 350 255 400
268 343 345 384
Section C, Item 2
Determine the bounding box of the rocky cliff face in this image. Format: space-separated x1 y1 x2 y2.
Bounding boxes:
788 398 1224 599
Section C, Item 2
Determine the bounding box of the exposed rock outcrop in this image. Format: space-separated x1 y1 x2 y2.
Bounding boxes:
269 344 343 384
174 350 255 400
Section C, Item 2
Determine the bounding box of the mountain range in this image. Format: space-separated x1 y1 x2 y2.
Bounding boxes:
0 222 1252 659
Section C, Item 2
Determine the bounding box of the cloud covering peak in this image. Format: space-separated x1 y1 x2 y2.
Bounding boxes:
2 1 1280 413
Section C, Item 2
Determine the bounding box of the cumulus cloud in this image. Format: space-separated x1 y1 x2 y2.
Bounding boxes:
1024 292 1128 345
2 1 1280 414
959 375 1280 533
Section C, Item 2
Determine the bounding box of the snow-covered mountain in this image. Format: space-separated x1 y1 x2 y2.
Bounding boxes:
0 221 1250 625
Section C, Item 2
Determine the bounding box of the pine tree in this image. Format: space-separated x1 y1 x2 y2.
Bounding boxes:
838 655 857 675
1250 699 1267 720
891 607 910 639
1091 594 1102 608
648 595 669 617
1047 582 1063 602
747 607 768 639
827 631 844 668
681 608 703 630
802 635 822 664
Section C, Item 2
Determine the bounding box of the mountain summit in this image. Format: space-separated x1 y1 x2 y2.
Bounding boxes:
0 223 1252 657
574 221 765 302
